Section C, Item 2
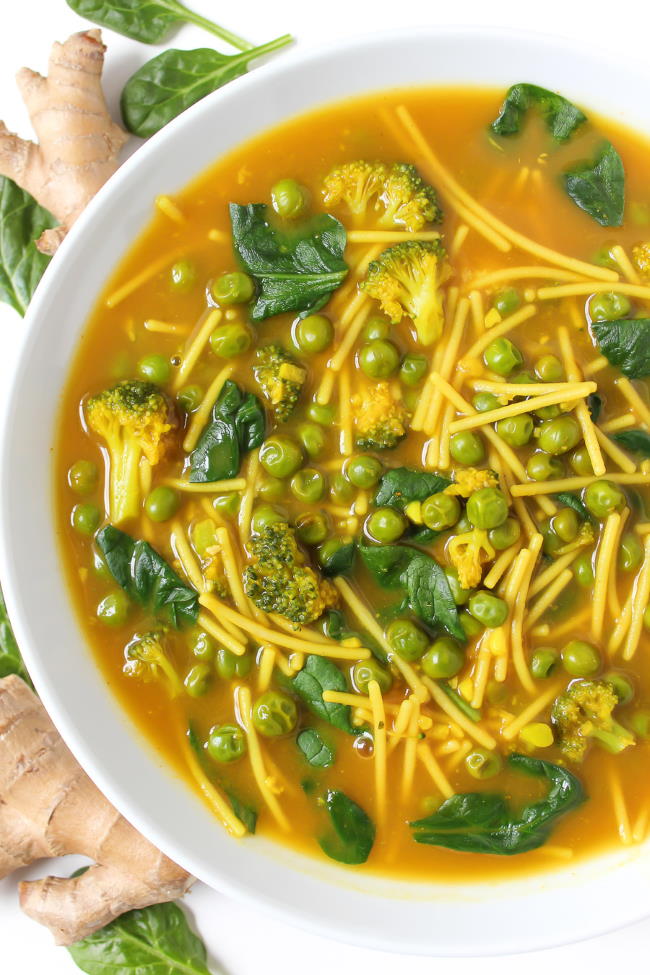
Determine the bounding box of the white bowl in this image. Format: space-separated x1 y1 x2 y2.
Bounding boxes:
2 26 650 957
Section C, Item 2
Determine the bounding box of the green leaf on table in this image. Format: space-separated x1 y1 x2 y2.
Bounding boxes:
68 901 210 975
189 379 264 483
96 525 199 627
591 318 650 378
67 0 198 43
0 177 56 316
374 467 451 510
291 654 355 734
410 753 585 855
563 141 625 227
490 83 587 142
319 789 375 865
612 428 650 457
229 203 348 321
0 586 32 686
297 728 335 768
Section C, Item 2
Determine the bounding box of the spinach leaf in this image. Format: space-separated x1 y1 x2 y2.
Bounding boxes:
563 142 625 227
374 467 451 510
553 492 594 523
188 724 257 832
358 542 415 589
291 655 355 733
121 38 292 138
189 380 264 482
490 83 586 142
587 392 602 423
229 204 348 321
320 540 355 578
0 177 56 316
297 728 335 768
401 553 465 641
410 754 585 855
68 901 210 975
319 789 375 865
226 791 257 834
437 680 480 722
0 586 32 686
97 526 199 627
322 609 386 664
592 318 650 378
612 428 650 457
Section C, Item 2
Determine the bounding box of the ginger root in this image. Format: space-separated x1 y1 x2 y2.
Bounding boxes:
0 675 193 945
0 30 128 255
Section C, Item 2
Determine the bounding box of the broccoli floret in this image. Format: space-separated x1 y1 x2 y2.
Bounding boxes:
351 381 410 450
123 630 184 697
243 522 338 625
85 380 178 524
253 344 306 422
322 160 442 231
552 679 635 763
362 240 452 347
633 242 650 281
447 529 495 590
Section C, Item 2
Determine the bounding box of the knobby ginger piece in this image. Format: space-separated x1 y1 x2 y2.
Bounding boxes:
0 30 128 254
0 675 192 945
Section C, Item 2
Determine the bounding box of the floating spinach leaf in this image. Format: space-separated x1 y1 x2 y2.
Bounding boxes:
0 586 31 686
188 724 257 832
587 392 602 423
591 318 650 378
297 728 335 768
374 467 451 510
319 789 375 865
437 680 480 722
291 655 355 733
401 553 465 641
563 142 625 227
97 526 199 627
612 428 650 457
553 492 594 524
490 83 586 142
226 790 257 834
229 203 348 321
68 901 210 975
410 754 585 855
320 540 355 578
0 177 56 316
358 542 415 589
322 609 386 664
189 380 264 482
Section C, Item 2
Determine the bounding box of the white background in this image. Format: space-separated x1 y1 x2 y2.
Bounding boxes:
1 0 650 971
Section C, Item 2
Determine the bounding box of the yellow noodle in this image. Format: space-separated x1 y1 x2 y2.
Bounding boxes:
470 266 589 289
501 682 562 740
339 364 353 457
511 473 650 496
469 378 592 398
592 512 622 641
450 223 469 258
538 281 650 301
461 305 538 362
416 742 454 799
601 414 636 433
143 318 190 335
173 309 223 391
401 700 421 801
483 542 522 589
607 760 632 844
171 522 204 592
557 326 606 477
346 229 441 243
106 249 186 308
610 244 643 284
163 477 247 493
608 585 636 656
238 450 260 543
156 195 185 223
387 699 414 755
616 378 650 427
608 508 629 619
529 549 582 598
216 526 253 619
182 736 246 837
583 356 609 377
197 610 247 657
468 289 485 335
633 805 650 844
594 428 636 473
328 302 371 373
257 646 276 691
316 368 336 405
510 534 543 694
332 578 392 656
237 685 289 830
423 298 469 436
423 677 496 748
182 364 234 452
368 680 387 827
622 534 650 660
449 383 594 433
471 635 492 708
526 569 573 629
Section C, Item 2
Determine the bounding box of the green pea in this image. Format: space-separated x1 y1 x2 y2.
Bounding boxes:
72 503 101 536
215 648 252 680
92 549 112 581
526 451 564 482
619 533 643 571
291 468 325 504
537 415 582 455
530 647 559 679
539 518 562 557
493 288 520 317
511 370 536 385
421 638 464 679
534 403 562 421
271 178 308 218
213 493 240 516
298 422 326 458
295 314 333 354
444 567 471 606
170 259 197 292
603 671 634 705
190 630 216 661
307 402 335 425
251 504 285 534
483 337 523 376
362 316 391 341
366 506 407 543
465 748 502 779
534 354 564 382
590 292 632 322
145 486 179 523
583 479 625 519
552 508 579 543
68 459 98 496
317 537 348 570
573 552 595 587
486 680 508 705
488 517 521 551
629 709 650 739
570 446 594 476
358 339 400 379
260 436 303 478
211 271 254 305
496 413 533 447
191 519 217 556
176 384 203 412
295 512 328 545
97 591 129 627
421 492 461 531
352 659 393 695
256 476 284 502
137 353 171 385
472 392 500 413
209 322 251 358
184 663 211 697
460 609 483 638
466 487 509 530
561 640 601 677
468 591 508 628
346 455 383 488
207 723 247 763
592 245 618 268
330 472 355 503
386 618 429 662
449 431 485 466
252 690 298 736
399 353 428 387
455 512 472 533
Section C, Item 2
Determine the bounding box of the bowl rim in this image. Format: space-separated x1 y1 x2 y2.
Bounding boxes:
3 23 650 957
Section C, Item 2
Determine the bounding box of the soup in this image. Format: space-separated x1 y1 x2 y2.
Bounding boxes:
55 85 650 879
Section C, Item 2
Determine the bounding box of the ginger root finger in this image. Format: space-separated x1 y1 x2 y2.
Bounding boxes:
0 30 128 255
0 675 193 945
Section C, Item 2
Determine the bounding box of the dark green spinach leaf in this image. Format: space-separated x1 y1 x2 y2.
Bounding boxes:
0 177 56 315
322 609 386 663
374 467 451 510
587 392 602 423
297 728 335 768
592 318 650 378
320 540 355 578
319 789 375 865
563 142 625 227
0 586 31 686
189 380 264 482
437 680 480 722
490 83 586 142
358 542 415 589
612 428 650 457
291 655 355 733
410 754 585 855
97 526 199 627
226 791 257 834
229 204 348 321
553 492 594 523
401 553 465 641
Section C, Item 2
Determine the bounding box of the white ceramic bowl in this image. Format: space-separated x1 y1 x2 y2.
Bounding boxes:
2 26 650 957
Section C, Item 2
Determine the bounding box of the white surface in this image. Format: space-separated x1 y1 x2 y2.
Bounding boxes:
1 0 650 972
